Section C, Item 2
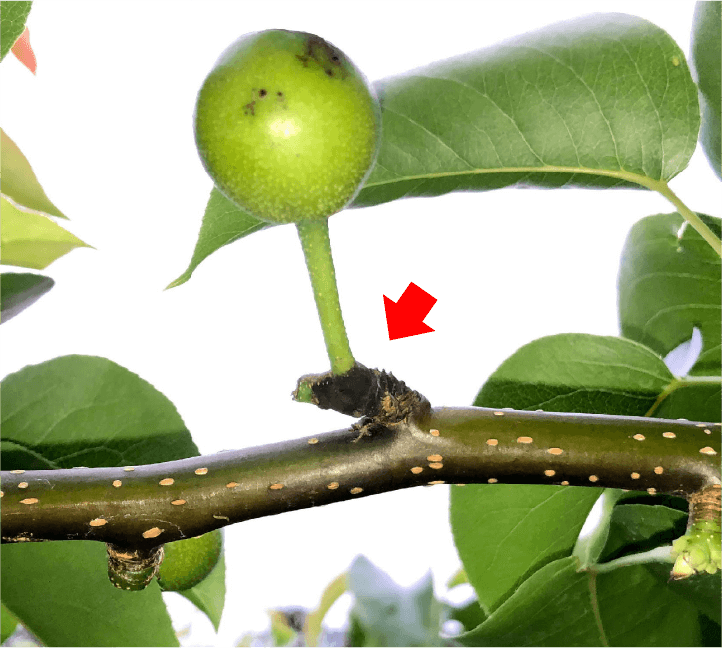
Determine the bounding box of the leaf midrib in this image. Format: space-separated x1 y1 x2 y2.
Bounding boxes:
363 164 655 189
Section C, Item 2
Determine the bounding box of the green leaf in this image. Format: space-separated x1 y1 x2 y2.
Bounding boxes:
1 355 199 470
0 1 32 61
474 333 673 415
450 484 600 613
355 13 698 208
177 552 226 631
2 542 179 647
602 503 686 561
1 129 68 219
451 333 685 620
0 356 200 645
608 514 722 628
1 604 19 644
1 198 90 270
166 188 269 288
645 563 722 625
0 272 53 323
691 1 721 179
654 380 722 423
172 14 699 287
618 213 721 377
348 555 443 647
458 557 705 647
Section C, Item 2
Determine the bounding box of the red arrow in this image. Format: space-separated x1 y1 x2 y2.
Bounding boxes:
383 282 437 340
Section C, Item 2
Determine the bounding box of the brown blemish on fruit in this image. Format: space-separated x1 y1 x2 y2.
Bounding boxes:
296 35 347 79
259 88 267 97
195 468 209 475
89 518 107 527
20 498 38 505
159 478 174 486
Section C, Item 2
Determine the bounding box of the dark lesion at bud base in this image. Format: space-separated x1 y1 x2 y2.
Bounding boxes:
293 363 431 427
106 543 164 591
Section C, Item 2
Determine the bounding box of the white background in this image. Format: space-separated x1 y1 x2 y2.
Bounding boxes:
1 1 717 645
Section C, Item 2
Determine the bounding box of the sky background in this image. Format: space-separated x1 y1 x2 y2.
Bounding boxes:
1 1 718 645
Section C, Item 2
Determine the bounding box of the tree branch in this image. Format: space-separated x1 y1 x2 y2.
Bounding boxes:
3 406 719 550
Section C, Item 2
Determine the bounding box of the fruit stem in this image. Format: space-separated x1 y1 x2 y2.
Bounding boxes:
296 219 355 375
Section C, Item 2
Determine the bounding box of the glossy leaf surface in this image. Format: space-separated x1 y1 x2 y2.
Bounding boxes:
1 198 88 270
1 129 67 219
0 272 54 323
2 543 178 647
0 1 31 61
618 213 721 377
458 557 705 647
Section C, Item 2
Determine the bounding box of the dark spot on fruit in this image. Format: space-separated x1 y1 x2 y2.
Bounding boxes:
259 88 267 97
243 100 256 116
277 91 283 97
300 34 348 79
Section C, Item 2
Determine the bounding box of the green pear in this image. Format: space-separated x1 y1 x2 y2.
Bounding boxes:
194 29 381 223
157 529 222 591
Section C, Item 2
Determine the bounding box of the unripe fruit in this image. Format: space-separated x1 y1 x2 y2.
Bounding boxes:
157 529 222 591
194 29 381 223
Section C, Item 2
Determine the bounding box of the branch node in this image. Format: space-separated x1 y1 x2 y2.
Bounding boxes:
106 543 164 591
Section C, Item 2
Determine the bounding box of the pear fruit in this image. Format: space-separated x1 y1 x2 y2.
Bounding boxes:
194 29 380 223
